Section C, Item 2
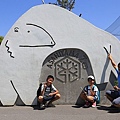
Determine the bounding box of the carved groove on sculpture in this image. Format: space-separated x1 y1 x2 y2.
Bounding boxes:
5 40 15 58
19 23 56 47
42 48 89 66
54 56 80 83
10 80 25 105
10 80 19 95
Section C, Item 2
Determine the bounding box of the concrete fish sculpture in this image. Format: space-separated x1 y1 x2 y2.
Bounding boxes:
0 4 120 105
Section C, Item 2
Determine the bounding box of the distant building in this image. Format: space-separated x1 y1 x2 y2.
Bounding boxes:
106 16 120 40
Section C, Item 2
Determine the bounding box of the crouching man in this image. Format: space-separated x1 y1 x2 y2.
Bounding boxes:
38 75 61 109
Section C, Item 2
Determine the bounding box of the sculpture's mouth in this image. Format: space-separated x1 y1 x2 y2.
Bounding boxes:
5 40 15 58
19 23 56 48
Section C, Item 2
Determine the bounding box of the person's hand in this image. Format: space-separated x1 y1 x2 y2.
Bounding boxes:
44 83 47 88
49 93 54 96
114 86 119 90
108 54 112 60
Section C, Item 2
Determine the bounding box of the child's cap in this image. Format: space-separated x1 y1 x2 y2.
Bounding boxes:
87 75 95 80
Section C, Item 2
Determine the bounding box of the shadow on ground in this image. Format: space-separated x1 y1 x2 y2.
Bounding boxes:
32 105 41 110
72 105 83 108
97 105 120 113
72 104 120 113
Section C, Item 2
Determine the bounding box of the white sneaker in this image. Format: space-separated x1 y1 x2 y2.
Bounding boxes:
39 104 45 109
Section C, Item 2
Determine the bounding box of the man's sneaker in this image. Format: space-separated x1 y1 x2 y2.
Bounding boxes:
92 101 96 108
39 104 45 110
83 101 91 108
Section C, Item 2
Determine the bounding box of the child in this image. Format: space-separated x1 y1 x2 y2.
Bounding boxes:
38 75 61 109
80 75 99 108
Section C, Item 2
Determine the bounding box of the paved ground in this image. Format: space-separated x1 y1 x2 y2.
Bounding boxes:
0 105 120 120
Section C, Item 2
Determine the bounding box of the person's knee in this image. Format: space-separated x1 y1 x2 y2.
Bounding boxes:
38 96 43 102
55 93 61 99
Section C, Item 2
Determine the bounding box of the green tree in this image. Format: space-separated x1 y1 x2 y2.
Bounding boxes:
0 36 4 45
56 0 75 11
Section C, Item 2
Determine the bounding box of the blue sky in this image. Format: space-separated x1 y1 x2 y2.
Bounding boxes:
0 0 120 36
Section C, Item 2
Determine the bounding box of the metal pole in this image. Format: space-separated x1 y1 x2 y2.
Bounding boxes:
41 0 45 4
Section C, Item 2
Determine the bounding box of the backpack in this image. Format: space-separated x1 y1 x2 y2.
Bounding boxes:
86 85 100 104
37 83 52 97
37 83 42 98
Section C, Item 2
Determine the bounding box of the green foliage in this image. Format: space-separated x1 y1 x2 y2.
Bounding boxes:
114 80 118 86
0 36 4 45
56 0 75 11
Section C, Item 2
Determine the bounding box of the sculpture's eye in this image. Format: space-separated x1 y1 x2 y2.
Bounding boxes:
27 30 30 33
14 27 19 32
